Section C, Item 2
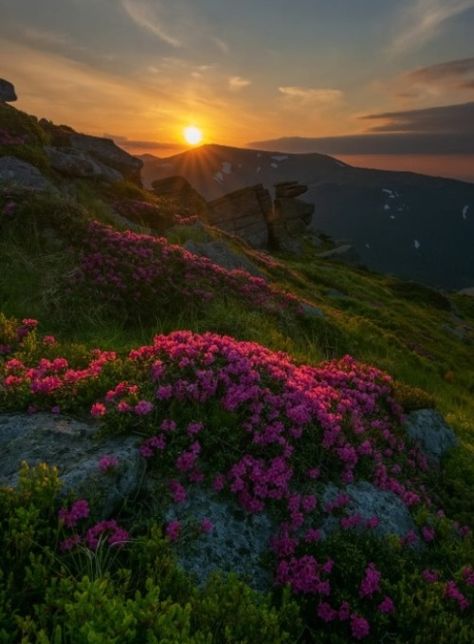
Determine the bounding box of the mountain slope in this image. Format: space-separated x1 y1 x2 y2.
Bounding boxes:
141 144 474 290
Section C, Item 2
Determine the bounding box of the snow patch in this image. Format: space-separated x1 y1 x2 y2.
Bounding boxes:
365 243 370 249
270 162 278 169
256 166 262 174
213 171 224 184
256 153 262 158
272 155 288 162
390 215 396 220
221 161 232 175
384 204 390 211
462 204 469 220
414 240 421 250
382 188 397 199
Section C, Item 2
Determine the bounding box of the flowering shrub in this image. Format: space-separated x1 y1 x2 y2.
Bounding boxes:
69 221 300 318
1 323 473 640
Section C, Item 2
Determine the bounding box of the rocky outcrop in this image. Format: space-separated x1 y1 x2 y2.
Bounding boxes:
207 184 272 248
184 239 263 276
40 120 143 184
45 146 123 182
0 413 144 517
0 79 17 103
113 198 175 232
268 182 314 252
152 176 209 216
0 156 55 192
403 409 457 463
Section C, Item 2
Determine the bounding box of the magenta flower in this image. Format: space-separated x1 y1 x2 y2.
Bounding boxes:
91 402 107 417
98 455 119 473
378 596 395 614
58 499 90 528
165 520 181 542
351 614 370 640
359 563 381 598
134 400 154 415
422 569 439 584
200 518 214 534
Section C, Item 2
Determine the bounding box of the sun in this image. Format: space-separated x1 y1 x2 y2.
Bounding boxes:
183 125 203 146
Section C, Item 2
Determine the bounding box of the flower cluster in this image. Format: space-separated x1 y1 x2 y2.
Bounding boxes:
70 221 299 317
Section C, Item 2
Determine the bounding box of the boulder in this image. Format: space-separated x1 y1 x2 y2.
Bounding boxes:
321 481 417 538
459 287 474 297
270 181 314 252
207 184 271 248
0 156 55 192
69 134 143 183
45 146 123 182
152 175 209 216
0 413 144 516
184 240 263 276
165 488 274 591
0 79 17 103
403 409 457 463
113 198 175 232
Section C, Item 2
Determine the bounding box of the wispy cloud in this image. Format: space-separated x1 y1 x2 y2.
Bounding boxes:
391 0 474 54
121 0 182 47
213 37 229 54
229 76 251 91
278 86 343 105
361 102 474 134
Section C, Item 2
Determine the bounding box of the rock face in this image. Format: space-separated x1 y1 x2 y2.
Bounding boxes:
207 184 272 248
113 198 175 232
152 175 209 216
0 414 144 516
184 240 263 276
45 146 123 182
0 156 55 192
403 409 457 463
0 79 17 103
270 181 315 252
322 482 417 538
39 120 143 184
165 488 274 590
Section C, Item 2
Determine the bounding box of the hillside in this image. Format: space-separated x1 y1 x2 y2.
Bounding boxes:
1 95 474 642
141 144 474 290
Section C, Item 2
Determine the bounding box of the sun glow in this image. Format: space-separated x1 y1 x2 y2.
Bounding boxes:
183 125 203 145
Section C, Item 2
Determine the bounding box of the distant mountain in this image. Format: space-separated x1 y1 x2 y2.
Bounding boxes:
140 144 474 290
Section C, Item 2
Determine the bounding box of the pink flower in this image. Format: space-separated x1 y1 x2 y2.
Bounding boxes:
91 402 107 417
43 335 57 346
359 563 381 598
135 400 154 415
200 518 214 534
421 525 435 542
60 535 81 552
317 602 337 622
169 480 187 503
462 566 474 586
421 569 439 584
444 581 471 610
378 596 395 614
351 614 370 640
58 499 90 528
165 520 181 542
99 455 119 473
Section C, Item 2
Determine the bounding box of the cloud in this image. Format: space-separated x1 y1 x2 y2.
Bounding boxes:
248 133 474 156
121 0 182 47
213 37 229 54
229 76 251 91
361 102 474 134
391 0 474 54
278 86 343 105
104 134 183 151
405 57 474 84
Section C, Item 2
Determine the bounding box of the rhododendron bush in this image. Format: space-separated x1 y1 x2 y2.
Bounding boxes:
69 221 300 318
1 318 473 641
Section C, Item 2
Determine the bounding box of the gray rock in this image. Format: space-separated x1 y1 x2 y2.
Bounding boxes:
270 181 314 253
403 409 457 462
0 79 17 102
459 287 474 297
208 184 271 248
69 133 142 183
0 156 55 192
0 413 144 516
184 240 263 276
321 481 416 538
45 146 123 182
165 488 274 591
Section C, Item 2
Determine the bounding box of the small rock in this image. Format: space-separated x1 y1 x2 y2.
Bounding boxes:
300 302 325 318
0 413 144 516
0 156 55 192
165 488 274 591
318 244 360 266
45 146 123 182
321 481 417 538
403 409 457 462
0 79 17 103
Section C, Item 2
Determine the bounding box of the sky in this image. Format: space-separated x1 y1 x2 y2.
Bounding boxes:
1 0 473 179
